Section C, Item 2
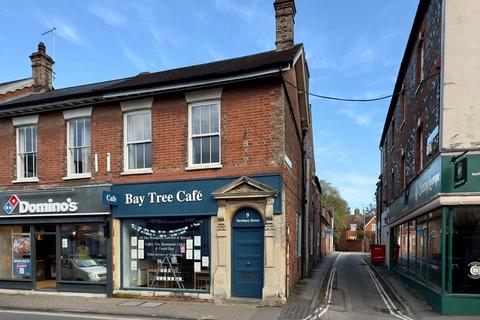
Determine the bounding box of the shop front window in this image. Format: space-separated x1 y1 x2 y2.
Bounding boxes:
122 218 210 291
427 210 442 289
60 224 107 283
416 216 428 282
408 220 417 275
452 207 480 294
0 226 31 280
399 223 409 272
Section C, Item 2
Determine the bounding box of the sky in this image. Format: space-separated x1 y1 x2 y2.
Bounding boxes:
0 0 419 212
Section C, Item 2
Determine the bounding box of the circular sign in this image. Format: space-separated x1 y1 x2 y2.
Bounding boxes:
468 262 480 279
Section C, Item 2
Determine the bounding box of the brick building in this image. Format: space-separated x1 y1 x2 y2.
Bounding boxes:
337 209 374 252
377 0 480 314
0 0 320 305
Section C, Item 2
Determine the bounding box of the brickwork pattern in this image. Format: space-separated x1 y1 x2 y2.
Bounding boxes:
381 0 442 209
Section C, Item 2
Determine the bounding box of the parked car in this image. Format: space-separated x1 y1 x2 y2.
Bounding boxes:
61 257 106 282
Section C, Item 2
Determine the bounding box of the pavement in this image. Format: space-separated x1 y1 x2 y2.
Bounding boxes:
0 254 338 320
368 256 480 320
0 252 478 320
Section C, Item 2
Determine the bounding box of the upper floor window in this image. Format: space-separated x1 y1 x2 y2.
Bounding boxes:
189 102 220 166
350 224 357 231
12 115 39 183
185 88 223 169
416 30 425 85
67 118 91 176
371 224 376 232
17 126 37 180
120 98 153 174
416 125 424 173
125 110 152 171
63 107 92 179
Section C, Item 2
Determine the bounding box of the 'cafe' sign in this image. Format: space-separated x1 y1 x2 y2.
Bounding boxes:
124 190 203 207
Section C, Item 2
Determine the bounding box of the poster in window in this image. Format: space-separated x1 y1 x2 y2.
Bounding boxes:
13 259 31 276
12 235 30 256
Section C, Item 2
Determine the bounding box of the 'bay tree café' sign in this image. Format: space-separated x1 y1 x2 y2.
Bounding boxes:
112 175 282 218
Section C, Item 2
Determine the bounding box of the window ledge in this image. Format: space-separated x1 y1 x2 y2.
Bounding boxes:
12 178 39 184
185 163 222 171
63 173 92 180
121 168 153 176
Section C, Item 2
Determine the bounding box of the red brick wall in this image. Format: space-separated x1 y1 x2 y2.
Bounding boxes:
0 79 285 189
281 68 304 293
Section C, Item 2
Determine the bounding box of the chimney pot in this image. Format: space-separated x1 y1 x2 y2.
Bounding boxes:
38 42 46 54
274 0 296 51
30 42 54 92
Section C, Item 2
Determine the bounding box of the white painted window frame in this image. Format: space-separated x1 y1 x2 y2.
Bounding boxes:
12 115 39 183
120 98 153 175
63 107 92 180
64 117 92 180
122 109 153 175
187 100 221 170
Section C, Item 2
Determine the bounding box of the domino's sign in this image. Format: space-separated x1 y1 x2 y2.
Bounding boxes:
3 194 78 215
3 195 19 214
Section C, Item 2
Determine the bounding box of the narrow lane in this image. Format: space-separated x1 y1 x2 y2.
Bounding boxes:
312 252 412 320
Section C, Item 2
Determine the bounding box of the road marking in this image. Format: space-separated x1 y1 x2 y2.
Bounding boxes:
303 252 343 320
363 258 414 320
0 309 154 320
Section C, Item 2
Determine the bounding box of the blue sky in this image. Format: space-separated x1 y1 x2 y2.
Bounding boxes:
0 0 418 211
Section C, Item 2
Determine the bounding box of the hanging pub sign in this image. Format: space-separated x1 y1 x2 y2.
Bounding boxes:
454 157 468 188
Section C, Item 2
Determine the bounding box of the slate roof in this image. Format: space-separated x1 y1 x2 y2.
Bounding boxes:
0 44 303 111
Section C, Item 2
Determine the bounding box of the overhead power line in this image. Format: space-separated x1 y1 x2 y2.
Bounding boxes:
284 71 440 102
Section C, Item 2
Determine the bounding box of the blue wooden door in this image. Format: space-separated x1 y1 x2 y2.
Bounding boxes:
232 209 264 298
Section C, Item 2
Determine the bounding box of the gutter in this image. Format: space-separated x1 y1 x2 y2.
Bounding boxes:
0 66 291 118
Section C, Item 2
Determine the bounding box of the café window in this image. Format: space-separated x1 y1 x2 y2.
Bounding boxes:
122 218 210 291
0 225 31 280
124 110 152 172
188 102 220 167
60 224 107 283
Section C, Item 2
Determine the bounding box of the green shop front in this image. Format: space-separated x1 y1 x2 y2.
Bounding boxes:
111 175 283 302
0 185 112 294
387 155 480 315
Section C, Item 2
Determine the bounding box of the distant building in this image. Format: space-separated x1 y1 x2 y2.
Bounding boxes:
320 207 334 258
338 208 374 252
377 0 480 314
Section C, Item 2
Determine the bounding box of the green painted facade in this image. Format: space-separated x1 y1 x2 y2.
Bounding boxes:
387 154 480 315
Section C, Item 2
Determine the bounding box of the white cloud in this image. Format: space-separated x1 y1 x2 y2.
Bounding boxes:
121 43 151 71
35 12 87 47
88 3 126 27
214 0 256 24
339 107 373 127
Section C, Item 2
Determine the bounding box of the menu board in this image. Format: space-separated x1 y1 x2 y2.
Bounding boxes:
142 234 190 259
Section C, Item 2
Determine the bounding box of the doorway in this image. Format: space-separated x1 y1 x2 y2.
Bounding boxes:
35 225 56 290
231 208 264 298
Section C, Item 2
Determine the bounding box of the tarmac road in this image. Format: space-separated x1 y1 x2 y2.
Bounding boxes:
0 309 171 320
310 252 413 320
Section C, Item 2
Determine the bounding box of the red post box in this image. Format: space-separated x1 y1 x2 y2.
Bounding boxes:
370 245 385 265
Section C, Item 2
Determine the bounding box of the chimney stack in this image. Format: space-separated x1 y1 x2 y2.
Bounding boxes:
30 42 54 92
274 0 296 51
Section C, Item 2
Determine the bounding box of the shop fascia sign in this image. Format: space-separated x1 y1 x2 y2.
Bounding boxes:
3 194 78 215
124 190 203 207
